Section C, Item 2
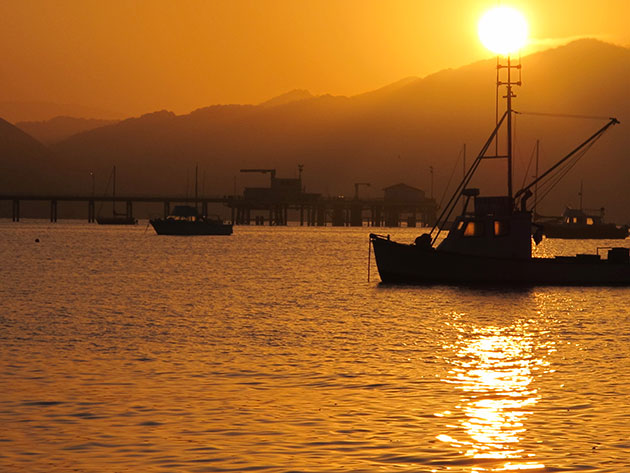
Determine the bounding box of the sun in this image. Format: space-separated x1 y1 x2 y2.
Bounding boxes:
478 6 528 56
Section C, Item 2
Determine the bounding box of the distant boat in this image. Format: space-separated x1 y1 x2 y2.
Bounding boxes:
96 166 138 225
540 207 628 239
370 54 630 285
150 205 233 236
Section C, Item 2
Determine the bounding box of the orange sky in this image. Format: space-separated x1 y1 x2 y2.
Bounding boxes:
1 0 628 117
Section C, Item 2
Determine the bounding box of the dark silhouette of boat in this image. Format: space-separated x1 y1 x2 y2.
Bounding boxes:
540 207 628 239
96 216 138 225
96 166 138 225
150 205 233 235
370 54 629 285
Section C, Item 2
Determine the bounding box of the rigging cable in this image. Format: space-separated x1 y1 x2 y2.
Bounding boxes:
520 141 538 191
437 145 465 210
430 111 509 244
515 110 614 121
514 117 619 211
527 133 604 210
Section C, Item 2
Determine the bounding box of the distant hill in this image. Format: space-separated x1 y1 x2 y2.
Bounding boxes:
3 39 629 222
16 116 119 145
0 100 122 123
260 89 314 107
0 118 58 194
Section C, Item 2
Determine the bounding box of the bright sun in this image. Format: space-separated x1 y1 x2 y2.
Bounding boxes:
478 6 528 56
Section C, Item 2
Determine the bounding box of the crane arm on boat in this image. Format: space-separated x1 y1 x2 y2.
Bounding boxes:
514 117 620 211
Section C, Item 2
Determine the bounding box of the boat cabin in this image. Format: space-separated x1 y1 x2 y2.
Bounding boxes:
561 207 603 225
437 190 532 259
168 205 200 221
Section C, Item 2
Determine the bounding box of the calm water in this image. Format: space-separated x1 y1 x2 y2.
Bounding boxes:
1 221 630 472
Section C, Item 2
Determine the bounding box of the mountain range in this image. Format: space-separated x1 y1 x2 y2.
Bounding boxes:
16 116 119 145
1 39 629 222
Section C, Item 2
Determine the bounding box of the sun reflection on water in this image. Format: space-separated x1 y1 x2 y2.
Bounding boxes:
438 321 549 471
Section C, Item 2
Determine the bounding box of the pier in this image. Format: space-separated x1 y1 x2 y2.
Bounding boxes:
0 191 437 227
1 167 437 227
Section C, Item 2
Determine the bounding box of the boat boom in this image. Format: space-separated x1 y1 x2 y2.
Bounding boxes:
514 117 620 207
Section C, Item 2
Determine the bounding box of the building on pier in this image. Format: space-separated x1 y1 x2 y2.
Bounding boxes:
234 167 321 225
380 183 438 227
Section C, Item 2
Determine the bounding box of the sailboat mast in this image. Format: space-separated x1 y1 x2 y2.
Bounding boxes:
195 164 199 213
113 165 116 212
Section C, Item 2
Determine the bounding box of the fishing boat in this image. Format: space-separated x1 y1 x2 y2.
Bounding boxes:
538 183 628 239
540 207 628 239
96 166 138 225
150 205 233 236
370 53 629 285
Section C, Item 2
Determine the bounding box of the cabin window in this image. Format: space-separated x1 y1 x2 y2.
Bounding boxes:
463 221 484 237
586 217 594 225
456 220 464 231
493 220 510 236
572 217 578 224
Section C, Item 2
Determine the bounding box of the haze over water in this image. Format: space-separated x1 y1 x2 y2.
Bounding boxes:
2 222 630 472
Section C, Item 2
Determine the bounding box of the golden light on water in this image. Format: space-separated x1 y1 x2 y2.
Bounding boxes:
478 6 528 55
438 324 547 471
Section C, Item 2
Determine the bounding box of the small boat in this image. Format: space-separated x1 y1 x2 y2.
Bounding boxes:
370 54 628 285
150 205 233 235
540 207 628 239
96 166 138 225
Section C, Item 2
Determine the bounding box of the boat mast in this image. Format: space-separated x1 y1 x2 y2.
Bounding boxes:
507 56 513 198
534 139 539 218
497 55 521 199
195 164 199 215
112 165 117 214
462 143 467 214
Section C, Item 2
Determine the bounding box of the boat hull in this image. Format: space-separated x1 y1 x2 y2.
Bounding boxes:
150 219 233 236
96 217 138 225
541 222 628 239
370 234 630 285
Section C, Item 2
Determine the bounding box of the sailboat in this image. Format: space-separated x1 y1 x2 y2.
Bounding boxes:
149 166 233 236
96 166 138 225
150 206 233 236
370 52 630 285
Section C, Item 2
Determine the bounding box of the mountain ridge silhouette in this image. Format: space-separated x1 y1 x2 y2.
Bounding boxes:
2 39 629 221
